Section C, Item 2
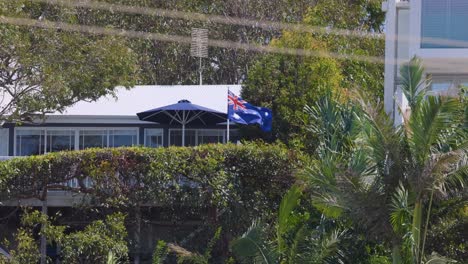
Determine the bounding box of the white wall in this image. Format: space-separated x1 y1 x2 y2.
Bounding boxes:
0 128 9 156
383 0 410 124
394 9 411 125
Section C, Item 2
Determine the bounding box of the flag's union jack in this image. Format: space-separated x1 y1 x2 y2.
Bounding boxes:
228 92 247 111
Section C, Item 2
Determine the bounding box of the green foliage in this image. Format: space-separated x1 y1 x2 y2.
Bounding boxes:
107 251 118 264
304 0 385 98
231 186 345 264
302 58 467 263
7 0 383 87
0 0 138 122
399 57 428 110
59 213 128 264
390 183 413 236
243 34 343 149
0 143 301 211
369 255 392 264
231 221 277 263
152 240 169 264
1 229 40 264
0 143 303 261
243 0 384 148
1 211 128 264
50 0 318 85
174 227 222 264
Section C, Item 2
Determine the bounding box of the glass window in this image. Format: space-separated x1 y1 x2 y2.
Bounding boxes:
16 130 45 156
67 178 79 188
79 130 107 149
145 129 164 148
197 130 224 145
227 129 240 143
421 0 468 48
46 130 75 153
169 130 196 146
431 80 453 93
109 129 137 147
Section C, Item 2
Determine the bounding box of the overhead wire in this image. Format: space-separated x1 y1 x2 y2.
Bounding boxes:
0 16 385 64
27 0 468 49
28 0 384 39
2 0 465 65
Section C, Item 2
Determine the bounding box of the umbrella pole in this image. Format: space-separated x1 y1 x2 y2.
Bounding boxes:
227 118 230 143
181 110 186 147
182 123 185 146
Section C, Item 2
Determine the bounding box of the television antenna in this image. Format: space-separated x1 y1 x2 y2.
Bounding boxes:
190 28 208 85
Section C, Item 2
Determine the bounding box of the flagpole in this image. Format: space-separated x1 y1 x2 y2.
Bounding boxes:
227 88 230 143
227 118 230 143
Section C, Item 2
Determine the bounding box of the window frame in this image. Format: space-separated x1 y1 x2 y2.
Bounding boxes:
14 127 140 156
15 128 46 157
420 0 468 49
143 128 164 148
168 129 226 146
429 75 468 96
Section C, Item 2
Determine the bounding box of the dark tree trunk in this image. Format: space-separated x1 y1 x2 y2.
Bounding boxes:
134 206 141 264
40 198 47 264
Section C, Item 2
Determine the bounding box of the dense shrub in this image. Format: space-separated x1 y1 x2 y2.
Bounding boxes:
0 143 306 261
0 143 303 211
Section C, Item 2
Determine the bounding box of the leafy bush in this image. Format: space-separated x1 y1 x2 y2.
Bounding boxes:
59 213 128 264
0 211 127 264
0 143 305 261
0 143 303 210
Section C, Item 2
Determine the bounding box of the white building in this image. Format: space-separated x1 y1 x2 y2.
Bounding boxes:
0 85 241 158
382 0 468 124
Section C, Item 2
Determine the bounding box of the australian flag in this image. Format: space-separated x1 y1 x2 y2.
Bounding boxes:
228 91 272 132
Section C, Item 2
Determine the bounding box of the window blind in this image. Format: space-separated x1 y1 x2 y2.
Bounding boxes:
421 0 468 48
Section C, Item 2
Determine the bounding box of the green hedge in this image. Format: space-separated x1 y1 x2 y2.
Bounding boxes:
0 143 304 212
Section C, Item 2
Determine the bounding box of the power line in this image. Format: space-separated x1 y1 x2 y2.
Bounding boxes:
28 0 384 40
27 0 468 49
0 16 385 64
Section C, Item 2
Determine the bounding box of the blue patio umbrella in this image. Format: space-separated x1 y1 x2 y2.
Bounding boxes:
137 100 227 146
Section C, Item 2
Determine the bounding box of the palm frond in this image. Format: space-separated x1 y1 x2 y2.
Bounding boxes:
107 251 118 264
408 96 460 166
390 183 413 235
305 93 358 154
407 96 460 164
230 221 277 264
152 240 168 264
286 225 310 263
311 193 345 219
277 186 303 253
399 56 428 111
439 164 468 196
317 229 347 264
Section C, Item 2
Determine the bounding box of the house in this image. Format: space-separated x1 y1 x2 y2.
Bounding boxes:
0 85 242 158
382 0 468 124
0 85 256 262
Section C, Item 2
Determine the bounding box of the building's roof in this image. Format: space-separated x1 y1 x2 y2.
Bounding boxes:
54 85 242 116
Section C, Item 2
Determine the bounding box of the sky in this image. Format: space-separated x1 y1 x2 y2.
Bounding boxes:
57 85 242 116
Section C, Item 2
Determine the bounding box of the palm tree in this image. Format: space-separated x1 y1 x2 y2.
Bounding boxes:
107 251 118 264
230 186 346 264
304 57 467 264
